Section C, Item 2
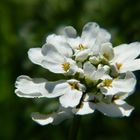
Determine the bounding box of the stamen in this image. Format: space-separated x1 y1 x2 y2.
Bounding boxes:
77 44 87 50
103 79 113 87
116 63 122 70
62 62 70 72
69 82 79 90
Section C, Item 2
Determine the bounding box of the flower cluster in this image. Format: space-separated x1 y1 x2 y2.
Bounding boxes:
15 22 140 125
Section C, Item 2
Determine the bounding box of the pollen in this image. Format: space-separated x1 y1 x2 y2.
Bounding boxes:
62 62 70 72
103 79 113 87
69 82 79 90
116 63 122 70
77 44 87 50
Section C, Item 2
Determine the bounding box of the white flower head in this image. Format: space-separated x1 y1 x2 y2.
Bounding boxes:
67 22 111 62
110 42 140 73
15 22 139 125
98 71 136 95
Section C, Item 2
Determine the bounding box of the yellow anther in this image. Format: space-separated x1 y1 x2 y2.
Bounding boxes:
62 62 70 72
103 79 113 87
69 82 79 90
77 44 87 50
116 63 122 70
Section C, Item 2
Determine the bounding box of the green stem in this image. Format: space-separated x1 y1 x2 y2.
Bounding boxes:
68 115 81 140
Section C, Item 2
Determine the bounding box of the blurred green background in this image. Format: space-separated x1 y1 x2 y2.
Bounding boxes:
0 0 140 140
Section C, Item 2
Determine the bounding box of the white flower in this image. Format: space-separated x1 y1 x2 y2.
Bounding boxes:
68 22 111 62
72 99 95 115
111 42 140 73
31 107 73 125
28 43 78 75
15 21 140 125
46 22 111 62
98 71 136 95
41 44 78 75
15 75 85 108
76 92 134 117
83 61 110 84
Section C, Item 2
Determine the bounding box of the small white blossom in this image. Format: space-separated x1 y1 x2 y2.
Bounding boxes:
46 22 111 62
75 92 134 117
110 42 140 73
15 76 85 108
28 42 78 75
83 61 110 83
31 107 73 125
15 22 140 125
98 71 136 95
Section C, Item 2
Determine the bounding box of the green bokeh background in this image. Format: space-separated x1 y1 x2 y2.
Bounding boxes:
0 0 140 140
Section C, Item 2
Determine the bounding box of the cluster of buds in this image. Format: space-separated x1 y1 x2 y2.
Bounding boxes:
15 22 140 125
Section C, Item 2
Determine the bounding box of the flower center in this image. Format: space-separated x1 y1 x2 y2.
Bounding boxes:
116 63 122 70
103 53 110 60
77 44 87 51
69 82 79 90
103 79 113 87
62 62 70 72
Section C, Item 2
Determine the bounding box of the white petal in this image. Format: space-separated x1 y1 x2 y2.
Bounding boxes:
31 108 73 125
94 101 134 117
89 56 100 65
112 42 140 63
81 23 111 54
113 72 136 93
95 28 111 44
100 42 114 60
46 34 73 57
67 37 82 50
15 75 47 98
41 44 66 73
83 61 96 78
15 76 72 98
83 62 110 81
42 44 78 74
72 102 94 115
45 81 70 98
83 93 95 102
31 112 54 125
75 49 90 62
28 48 44 65
120 59 140 72
94 102 123 117
63 26 77 38
81 22 99 43
59 90 83 108
94 68 111 80
114 100 134 116
115 92 132 100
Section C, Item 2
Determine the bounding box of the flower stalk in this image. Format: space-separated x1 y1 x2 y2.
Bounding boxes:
68 116 81 140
